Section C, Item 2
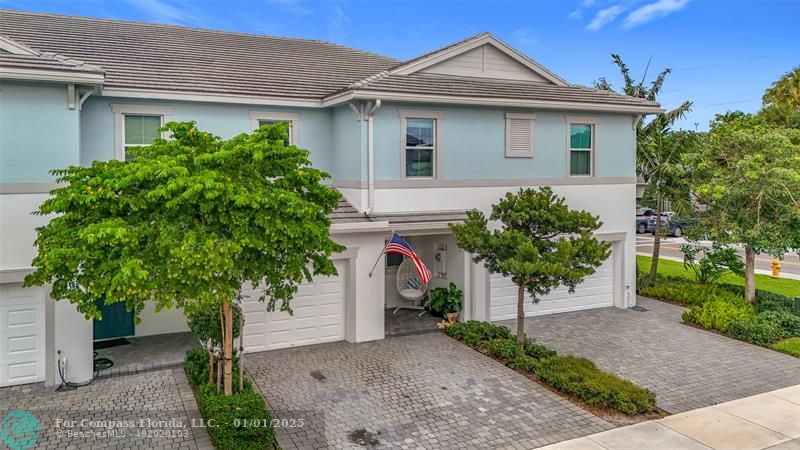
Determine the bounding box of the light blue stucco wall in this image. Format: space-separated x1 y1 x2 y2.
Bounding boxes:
0 81 80 182
80 96 336 172
371 102 636 181
330 105 364 181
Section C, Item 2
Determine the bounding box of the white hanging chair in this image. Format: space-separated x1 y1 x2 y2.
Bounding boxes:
393 258 428 314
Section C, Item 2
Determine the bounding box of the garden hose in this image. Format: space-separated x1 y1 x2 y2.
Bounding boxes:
55 351 114 391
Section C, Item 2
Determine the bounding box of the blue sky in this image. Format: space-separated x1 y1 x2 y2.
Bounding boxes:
4 0 797 130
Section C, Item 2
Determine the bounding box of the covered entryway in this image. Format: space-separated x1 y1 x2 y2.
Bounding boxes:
242 259 347 352
490 249 617 320
0 284 46 387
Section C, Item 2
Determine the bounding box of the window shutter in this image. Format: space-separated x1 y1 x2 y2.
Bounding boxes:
505 113 535 157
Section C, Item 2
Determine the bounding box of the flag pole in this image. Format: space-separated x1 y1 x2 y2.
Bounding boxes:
368 231 394 278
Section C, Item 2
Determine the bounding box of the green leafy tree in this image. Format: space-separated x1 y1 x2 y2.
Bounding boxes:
760 65 800 128
594 54 693 279
680 243 745 285
450 187 611 342
24 121 344 395
686 112 800 301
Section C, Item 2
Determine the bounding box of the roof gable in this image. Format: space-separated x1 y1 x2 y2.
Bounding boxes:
391 33 568 86
0 34 39 56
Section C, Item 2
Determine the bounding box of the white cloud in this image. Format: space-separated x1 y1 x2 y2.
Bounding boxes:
513 28 540 46
327 6 350 41
568 0 597 20
586 5 626 31
125 0 207 26
623 0 690 29
267 0 311 16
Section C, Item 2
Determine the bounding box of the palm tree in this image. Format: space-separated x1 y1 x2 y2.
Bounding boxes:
763 65 800 110
595 54 693 280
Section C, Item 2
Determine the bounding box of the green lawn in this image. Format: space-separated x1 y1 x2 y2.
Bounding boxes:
637 255 800 299
773 338 800 357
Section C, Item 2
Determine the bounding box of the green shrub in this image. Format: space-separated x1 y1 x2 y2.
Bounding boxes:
184 348 248 391
187 303 242 345
772 337 800 357
195 384 274 450
720 285 795 314
424 283 463 317
485 338 523 361
682 299 756 333
639 279 744 307
443 321 512 346
509 355 538 373
730 314 789 346
522 339 557 360
533 356 656 415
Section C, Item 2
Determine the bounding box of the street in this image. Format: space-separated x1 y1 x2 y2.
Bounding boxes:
636 234 800 277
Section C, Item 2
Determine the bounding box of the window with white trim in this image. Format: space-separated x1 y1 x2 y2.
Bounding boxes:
569 122 594 176
249 112 299 145
112 104 174 161
505 113 535 158
405 118 436 177
123 114 162 160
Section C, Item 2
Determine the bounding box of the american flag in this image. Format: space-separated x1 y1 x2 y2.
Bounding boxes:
385 233 432 284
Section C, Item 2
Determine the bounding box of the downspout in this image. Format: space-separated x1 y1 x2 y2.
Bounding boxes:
365 99 381 215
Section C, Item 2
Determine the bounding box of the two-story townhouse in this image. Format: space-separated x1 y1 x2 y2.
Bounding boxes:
0 10 661 387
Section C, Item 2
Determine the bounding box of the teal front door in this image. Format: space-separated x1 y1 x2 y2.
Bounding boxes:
93 297 134 340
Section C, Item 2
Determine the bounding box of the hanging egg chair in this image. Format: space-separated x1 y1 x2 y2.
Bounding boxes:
394 258 428 313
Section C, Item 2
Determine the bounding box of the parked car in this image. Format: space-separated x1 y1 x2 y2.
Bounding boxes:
635 216 650 234
647 212 690 237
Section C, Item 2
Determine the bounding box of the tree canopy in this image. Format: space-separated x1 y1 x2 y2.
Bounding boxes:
451 187 611 341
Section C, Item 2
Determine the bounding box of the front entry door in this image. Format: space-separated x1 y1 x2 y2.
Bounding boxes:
93 297 134 340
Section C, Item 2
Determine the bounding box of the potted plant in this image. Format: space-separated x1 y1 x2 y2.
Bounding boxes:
425 283 463 323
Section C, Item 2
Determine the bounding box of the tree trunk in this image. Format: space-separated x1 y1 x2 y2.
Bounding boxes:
207 339 214 385
649 199 663 281
222 300 233 396
744 247 756 302
239 314 245 393
516 284 526 342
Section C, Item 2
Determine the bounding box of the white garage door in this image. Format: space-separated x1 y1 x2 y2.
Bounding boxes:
490 253 615 321
242 260 346 352
0 284 46 387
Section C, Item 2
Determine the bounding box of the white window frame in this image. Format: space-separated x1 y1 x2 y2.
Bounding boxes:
249 111 300 145
112 104 174 161
399 109 444 180
505 113 536 158
565 115 597 177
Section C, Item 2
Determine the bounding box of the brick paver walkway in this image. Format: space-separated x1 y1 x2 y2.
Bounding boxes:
506 296 800 413
247 333 612 449
0 368 212 449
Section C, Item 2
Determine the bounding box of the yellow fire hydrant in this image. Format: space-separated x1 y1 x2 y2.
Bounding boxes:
772 259 781 278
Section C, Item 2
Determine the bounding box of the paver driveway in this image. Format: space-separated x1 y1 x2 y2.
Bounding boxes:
247 333 612 449
506 296 800 414
0 368 211 449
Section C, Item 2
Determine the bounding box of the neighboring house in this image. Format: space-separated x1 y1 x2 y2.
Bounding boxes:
0 10 661 387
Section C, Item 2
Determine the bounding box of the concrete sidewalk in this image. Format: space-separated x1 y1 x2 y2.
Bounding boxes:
540 385 800 450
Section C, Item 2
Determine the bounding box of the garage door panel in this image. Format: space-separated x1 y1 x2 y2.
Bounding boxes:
243 260 346 353
490 254 615 321
1 285 46 387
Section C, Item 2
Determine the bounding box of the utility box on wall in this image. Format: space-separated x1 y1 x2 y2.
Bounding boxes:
434 242 447 278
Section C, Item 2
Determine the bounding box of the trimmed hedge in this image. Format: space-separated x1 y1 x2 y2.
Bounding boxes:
443 321 656 415
682 299 756 333
639 279 744 307
719 284 796 315
773 338 800 358
184 349 273 450
534 355 656 415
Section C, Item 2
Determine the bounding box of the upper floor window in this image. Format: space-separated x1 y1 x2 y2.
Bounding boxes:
249 112 300 146
112 104 174 161
124 114 162 160
399 109 444 179
568 120 595 176
405 118 436 177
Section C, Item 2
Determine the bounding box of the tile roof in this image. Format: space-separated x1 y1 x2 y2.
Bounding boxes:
0 9 397 99
0 9 659 111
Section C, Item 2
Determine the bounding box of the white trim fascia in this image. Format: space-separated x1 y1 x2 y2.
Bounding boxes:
0 67 105 84
102 87 324 108
595 231 627 242
0 182 61 194
331 176 636 189
328 90 664 114
0 268 34 284
330 221 391 234
565 115 599 124
112 104 175 161
0 35 40 55
389 221 460 233
249 111 301 144
390 34 569 87
398 109 445 120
